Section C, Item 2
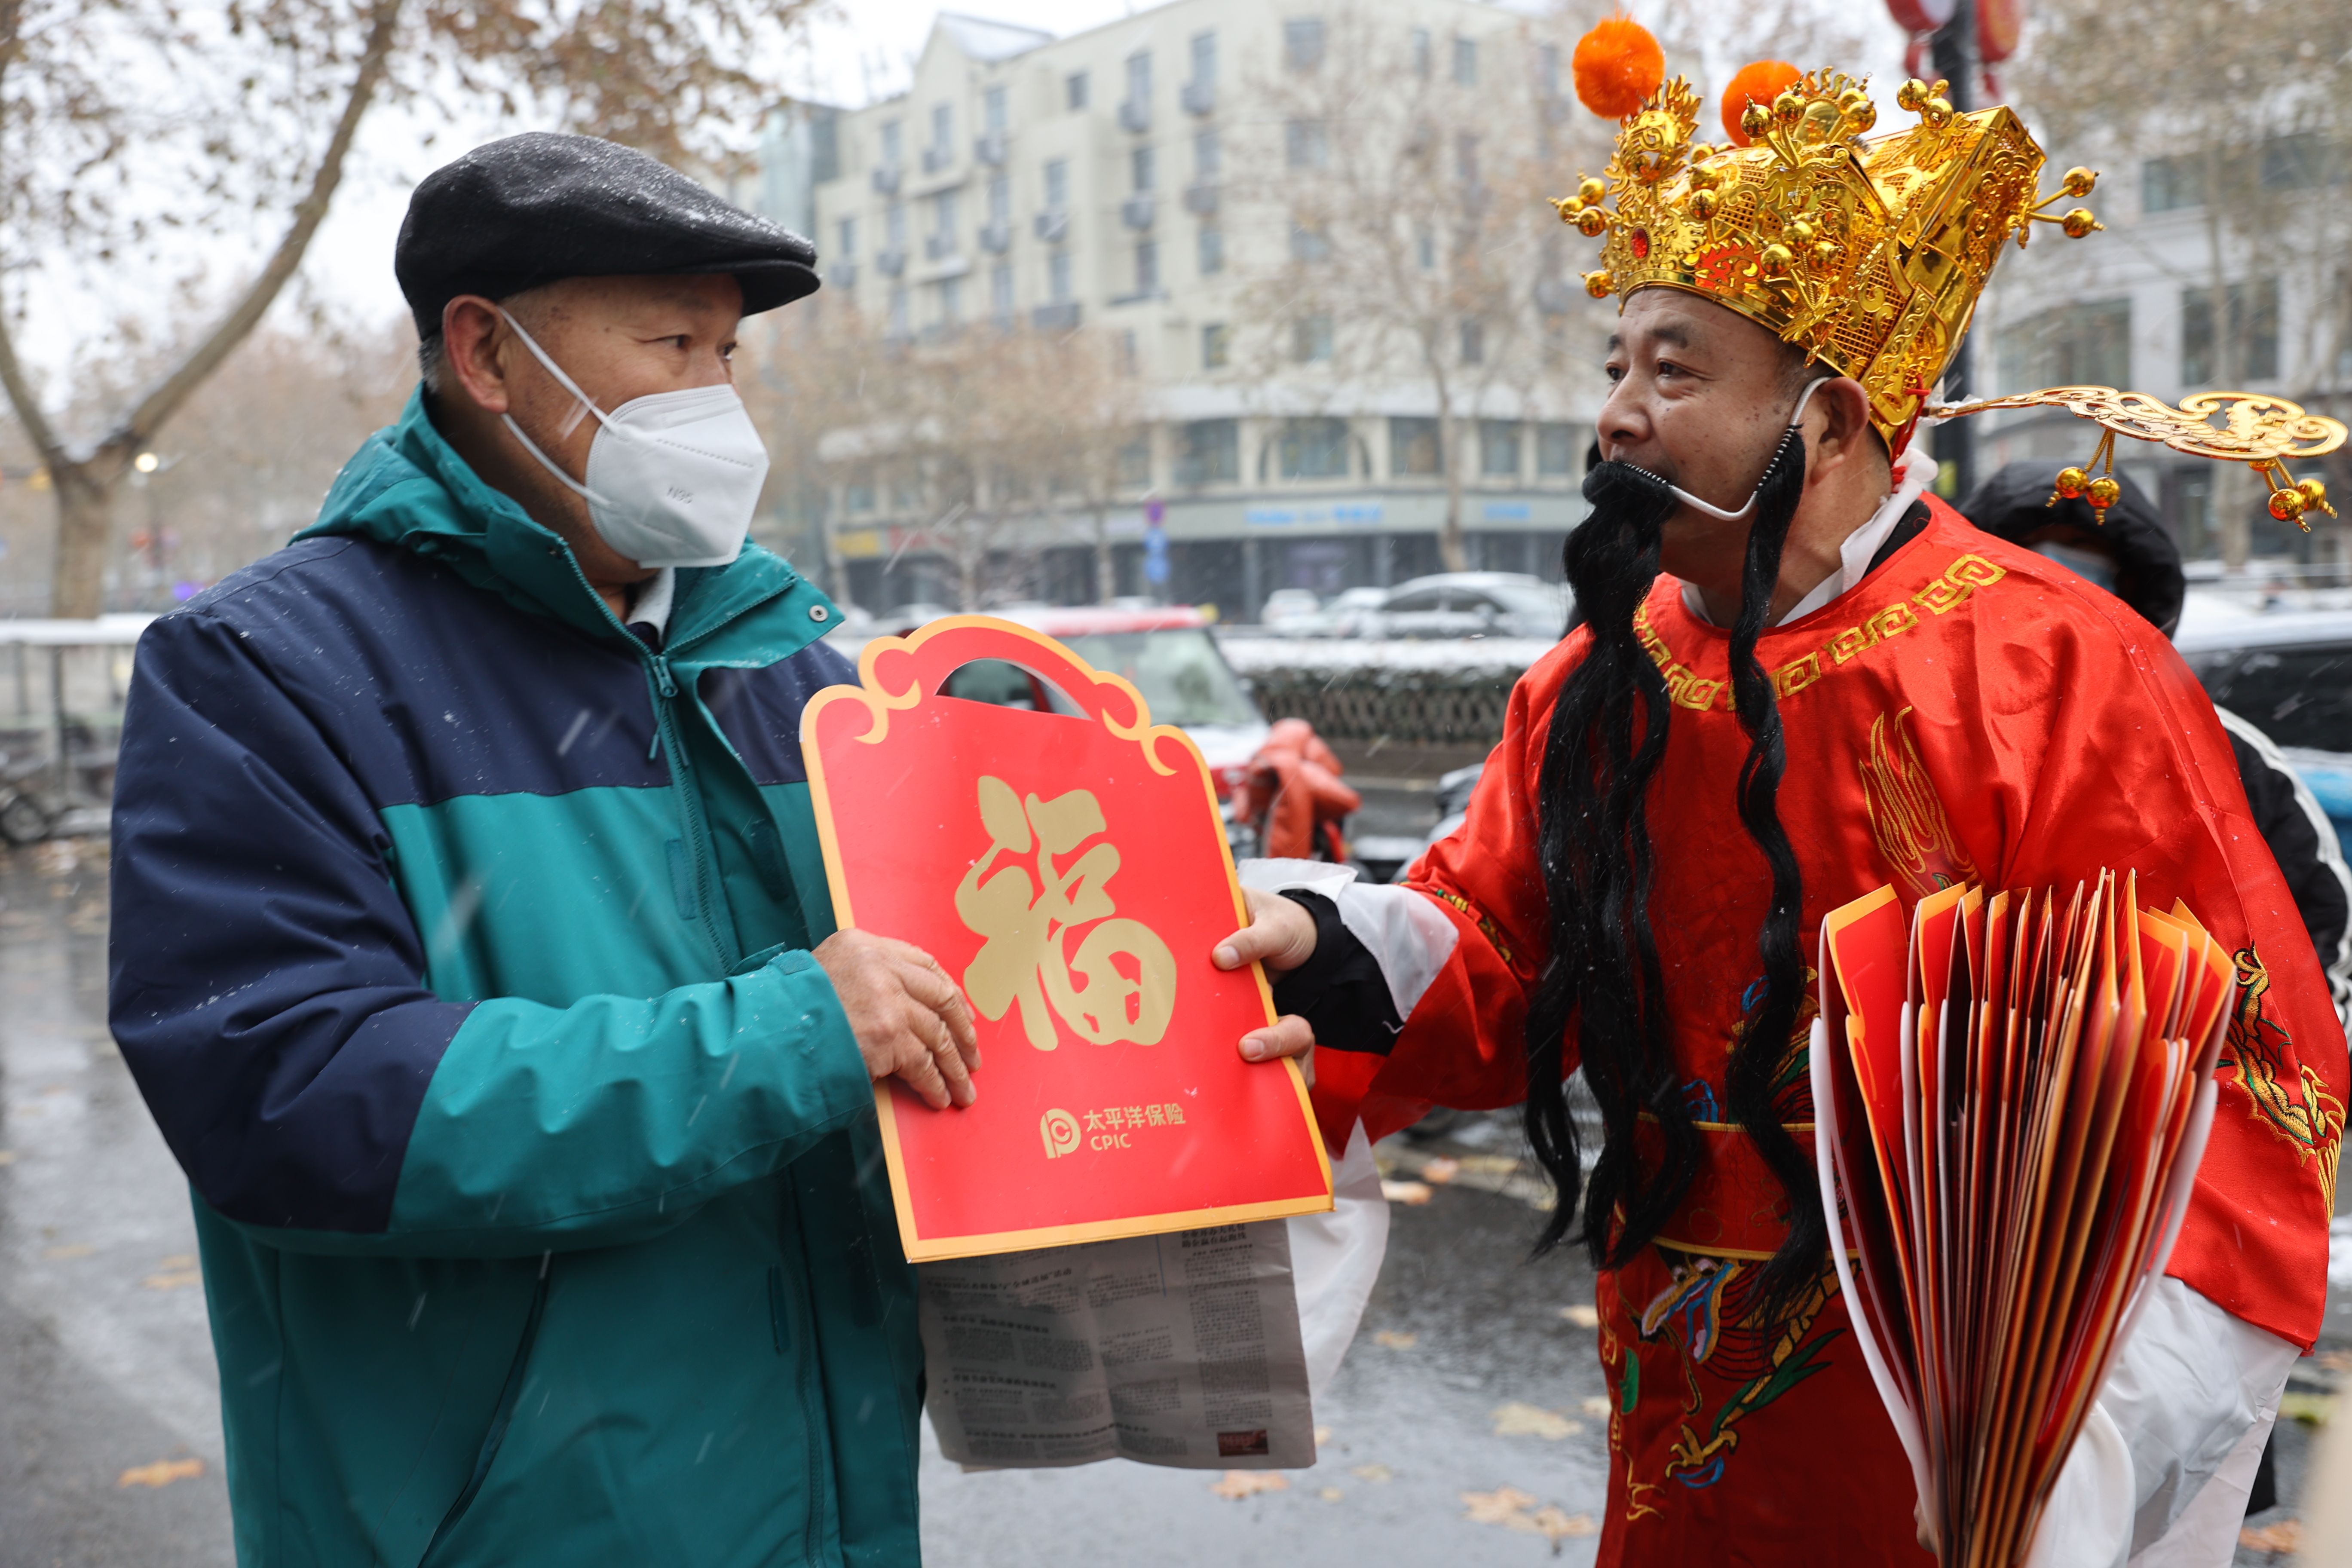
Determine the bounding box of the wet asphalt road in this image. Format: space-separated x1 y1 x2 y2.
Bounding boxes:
2 827 2337 1568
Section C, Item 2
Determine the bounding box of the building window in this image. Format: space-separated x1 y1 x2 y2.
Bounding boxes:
1292 315 1333 361
1132 145 1155 192
1390 417 1441 476
1285 119 1329 169
1191 31 1216 91
1995 298 2130 393
1412 28 1431 79
846 473 876 513
1067 71 1090 111
991 263 1014 321
988 174 1010 223
1044 158 1069 211
934 187 959 244
984 85 1008 135
1455 132 1480 187
1291 225 1332 263
1202 322 1230 369
1049 251 1072 303
888 288 910 337
1284 17 1325 72
2143 155 2201 214
1198 224 1225 276
1136 239 1159 293
1452 37 1477 86
1179 419 1240 484
880 120 902 166
1126 51 1151 113
2183 279 2280 384
885 203 906 251
1460 318 1484 364
839 216 858 257
1480 420 1520 477
1116 433 1152 487
931 103 952 157
1536 423 1576 475
1417 226 1435 270
1195 128 1221 178
939 275 962 325
1278 417 1350 478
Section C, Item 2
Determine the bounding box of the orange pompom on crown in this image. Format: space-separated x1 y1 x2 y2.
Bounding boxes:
1720 61 1802 145
1572 16 1665 120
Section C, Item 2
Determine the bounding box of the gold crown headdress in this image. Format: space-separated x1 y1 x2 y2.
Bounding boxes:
1556 21 2344 527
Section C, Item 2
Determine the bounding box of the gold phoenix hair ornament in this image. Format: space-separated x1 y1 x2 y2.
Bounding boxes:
1556 21 2346 527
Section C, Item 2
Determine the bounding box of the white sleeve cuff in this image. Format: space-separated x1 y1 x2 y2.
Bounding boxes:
1237 858 1461 1020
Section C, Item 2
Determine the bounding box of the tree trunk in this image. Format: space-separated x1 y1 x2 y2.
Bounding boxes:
1437 406 1468 573
2216 461 2254 575
50 461 127 618
1093 508 1115 604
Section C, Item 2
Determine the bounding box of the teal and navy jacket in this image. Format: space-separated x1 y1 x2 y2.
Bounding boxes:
107 389 922 1567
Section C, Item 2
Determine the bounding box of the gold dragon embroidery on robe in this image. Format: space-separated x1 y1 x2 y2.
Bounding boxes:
2218 946 2344 1212
1859 706 1979 897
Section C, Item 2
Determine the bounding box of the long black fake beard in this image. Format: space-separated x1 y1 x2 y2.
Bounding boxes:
1524 427 1824 1317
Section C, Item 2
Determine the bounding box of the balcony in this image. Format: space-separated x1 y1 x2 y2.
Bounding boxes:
1182 182 1219 217
1180 80 1214 116
1118 98 1150 134
921 143 955 175
831 261 858 289
924 231 959 262
1032 302 1082 331
1120 197 1155 230
1033 210 1070 243
875 248 907 278
978 220 1012 254
870 165 902 196
974 132 1008 167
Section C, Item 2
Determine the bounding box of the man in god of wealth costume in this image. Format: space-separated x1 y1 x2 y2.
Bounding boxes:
1215 19 2348 1567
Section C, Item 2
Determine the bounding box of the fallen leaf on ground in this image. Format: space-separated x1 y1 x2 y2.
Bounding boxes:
1461 1485 1541 1525
43 1243 92 1260
1491 1402 1581 1440
0 1150 16 1166
119 1458 204 1489
1372 1330 1418 1350
1458 1154 1520 1175
157 1254 195 1269
1313 1424 1333 1445
1420 1156 1460 1184
1580 1396 1613 1418
1210 1470 1289 1500
1318 1486 1345 1503
2278 1392 2334 1427
142 1270 202 1291
1527 1507 1597 1541
1559 1304 1601 1328
2239 1519 2301 1553
1351 1463 1394 1484
1380 1179 1433 1205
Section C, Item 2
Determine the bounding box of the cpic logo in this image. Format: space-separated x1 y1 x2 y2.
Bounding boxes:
1039 1108 1082 1160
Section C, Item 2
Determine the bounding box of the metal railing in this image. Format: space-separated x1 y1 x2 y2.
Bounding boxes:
0 616 155 839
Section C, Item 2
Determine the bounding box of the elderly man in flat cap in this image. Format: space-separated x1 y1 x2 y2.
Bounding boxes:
107 132 976 1566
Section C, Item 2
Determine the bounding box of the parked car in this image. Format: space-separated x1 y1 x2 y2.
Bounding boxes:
1257 588 1325 631
1357 572 1571 641
2174 609 2352 841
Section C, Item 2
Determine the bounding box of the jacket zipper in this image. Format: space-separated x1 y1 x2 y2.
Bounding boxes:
644 650 735 968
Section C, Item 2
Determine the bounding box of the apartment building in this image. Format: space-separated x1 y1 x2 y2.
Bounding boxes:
1967 131 2348 565
778 0 1602 617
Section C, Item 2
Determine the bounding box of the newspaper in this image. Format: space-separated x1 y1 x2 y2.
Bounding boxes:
918 1220 1315 1470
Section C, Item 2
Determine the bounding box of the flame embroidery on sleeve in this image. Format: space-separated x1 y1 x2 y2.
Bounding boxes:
1859 705 1979 898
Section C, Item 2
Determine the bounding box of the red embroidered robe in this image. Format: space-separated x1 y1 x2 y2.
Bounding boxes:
1312 497 2345 1564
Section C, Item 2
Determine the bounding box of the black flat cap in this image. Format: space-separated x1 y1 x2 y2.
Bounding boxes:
1959 460 2185 637
395 132 818 337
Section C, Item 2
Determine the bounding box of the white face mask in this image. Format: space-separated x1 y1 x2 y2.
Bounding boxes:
496 309 769 570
